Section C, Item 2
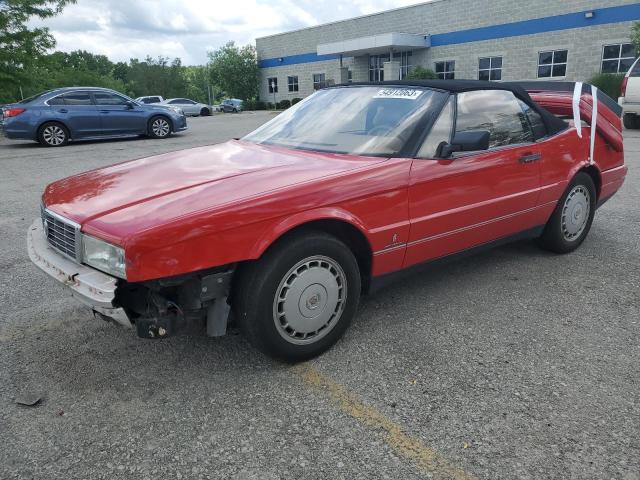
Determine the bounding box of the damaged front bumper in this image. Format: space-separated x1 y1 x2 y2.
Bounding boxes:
27 219 132 328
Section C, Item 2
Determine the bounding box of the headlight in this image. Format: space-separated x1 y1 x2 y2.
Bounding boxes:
169 106 183 115
82 234 127 279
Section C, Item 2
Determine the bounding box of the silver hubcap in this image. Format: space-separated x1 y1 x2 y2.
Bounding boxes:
152 119 170 137
42 125 65 145
562 185 590 241
273 255 347 345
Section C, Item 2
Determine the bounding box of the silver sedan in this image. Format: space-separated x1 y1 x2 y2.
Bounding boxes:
160 98 212 116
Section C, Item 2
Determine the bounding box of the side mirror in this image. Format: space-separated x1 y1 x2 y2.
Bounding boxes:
125 101 136 109
438 130 490 158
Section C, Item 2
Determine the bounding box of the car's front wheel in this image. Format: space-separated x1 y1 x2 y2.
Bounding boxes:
38 122 69 147
537 172 596 253
234 231 361 362
148 116 172 139
200 107 211 116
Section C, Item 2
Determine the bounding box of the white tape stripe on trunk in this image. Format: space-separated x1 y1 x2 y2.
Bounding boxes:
572 82 583 139
590 85 598 165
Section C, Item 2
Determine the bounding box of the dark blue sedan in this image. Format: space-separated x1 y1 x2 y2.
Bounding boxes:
1 87 187 147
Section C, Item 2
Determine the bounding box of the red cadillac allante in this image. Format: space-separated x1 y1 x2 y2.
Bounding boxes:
28 80 627 361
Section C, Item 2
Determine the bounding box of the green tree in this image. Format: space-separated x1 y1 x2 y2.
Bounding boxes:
0 0 76 102
406 66 438 80
632 21 640 55
183 65 210 103
207 42 258 100
125 56 188 99
21 50 127 98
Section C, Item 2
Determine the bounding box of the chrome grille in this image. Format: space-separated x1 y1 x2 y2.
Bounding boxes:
42 208 81 261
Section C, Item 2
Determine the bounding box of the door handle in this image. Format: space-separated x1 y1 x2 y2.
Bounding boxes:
519 153 541 164
58 109 68 113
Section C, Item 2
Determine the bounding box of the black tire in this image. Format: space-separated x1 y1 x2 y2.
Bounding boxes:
232 108 238 113
537 172 596 254
147 116 172 139
623 113 640 129
37 122 69 147
233 231 361 362
200 107 211 116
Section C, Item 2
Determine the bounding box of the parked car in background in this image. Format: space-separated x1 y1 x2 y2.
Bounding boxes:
620 57 640 129
1 87 187 147
220 99 244 113
135 95 164 104
28 80 626 361
161 98 211 116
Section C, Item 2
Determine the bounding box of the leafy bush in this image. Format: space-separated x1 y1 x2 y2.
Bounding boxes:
254 101 266 110
265 102 275 110
291 97 303 105
588 73 626 100
406 66 438 80
277 99 291 109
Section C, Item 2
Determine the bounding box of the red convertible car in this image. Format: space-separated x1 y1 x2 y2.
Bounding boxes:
28 80 626 361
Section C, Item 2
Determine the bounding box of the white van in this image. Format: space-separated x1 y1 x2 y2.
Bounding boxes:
620 57 640 129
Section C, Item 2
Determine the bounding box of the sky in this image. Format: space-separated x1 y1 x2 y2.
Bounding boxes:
30 0 422 65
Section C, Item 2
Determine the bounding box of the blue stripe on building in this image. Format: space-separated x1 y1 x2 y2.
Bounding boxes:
259 3 640 68
259 52 339 68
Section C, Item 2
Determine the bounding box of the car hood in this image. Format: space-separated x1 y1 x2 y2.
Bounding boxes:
43 140 386 239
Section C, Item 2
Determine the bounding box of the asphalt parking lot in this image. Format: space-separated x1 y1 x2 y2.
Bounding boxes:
0 112 638 480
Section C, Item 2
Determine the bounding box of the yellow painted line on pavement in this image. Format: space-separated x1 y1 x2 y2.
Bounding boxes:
295 364 475 480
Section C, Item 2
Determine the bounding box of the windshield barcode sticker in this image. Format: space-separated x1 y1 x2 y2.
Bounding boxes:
374 88 423 100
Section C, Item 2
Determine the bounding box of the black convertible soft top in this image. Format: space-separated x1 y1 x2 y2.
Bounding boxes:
339 80 568 136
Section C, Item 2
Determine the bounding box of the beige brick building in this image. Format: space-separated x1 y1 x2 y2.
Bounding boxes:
256 0 640 102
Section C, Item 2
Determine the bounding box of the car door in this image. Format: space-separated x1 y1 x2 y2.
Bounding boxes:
405 89 545 268
93 91 145 135
181 99 198 115
49 91 101 138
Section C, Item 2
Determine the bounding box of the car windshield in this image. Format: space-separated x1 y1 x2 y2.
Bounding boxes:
243 86 446 156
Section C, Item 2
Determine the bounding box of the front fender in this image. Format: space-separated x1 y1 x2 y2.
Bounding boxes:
249 207 371 258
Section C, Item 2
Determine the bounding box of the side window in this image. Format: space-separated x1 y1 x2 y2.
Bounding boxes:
455 90 534 149
94 92 128 106
47 96 65 105
518 99 547 140
184 99 196 105
169 99 181 105
63 92 92 106
417 97 454 158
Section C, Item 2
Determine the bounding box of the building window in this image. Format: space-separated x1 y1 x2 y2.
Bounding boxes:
287 76 299 92
268 77 278 94
435 61 455 79
478 57 502 81
347 69 353 83
602 43 636 73
369 54 389 82
538 50 568 78
313 73 326 90
393 51 413 79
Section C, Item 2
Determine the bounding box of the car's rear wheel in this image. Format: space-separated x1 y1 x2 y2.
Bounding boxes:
232 108 238 113
148 116 172 139
38 122 69 147
234 231 361 362
537 172 596 253
200 107 211 116
623 113 640 129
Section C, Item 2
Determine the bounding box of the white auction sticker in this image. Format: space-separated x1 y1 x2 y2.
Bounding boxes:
373 88 423 100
